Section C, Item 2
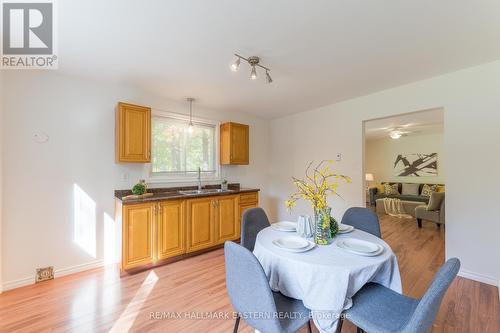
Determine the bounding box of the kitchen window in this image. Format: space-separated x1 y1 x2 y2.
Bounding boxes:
150 112 219 181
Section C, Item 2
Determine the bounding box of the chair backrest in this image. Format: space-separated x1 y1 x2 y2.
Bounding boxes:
241 208 271 251
341 207 381 238
403 258 460 333
224 241 282 333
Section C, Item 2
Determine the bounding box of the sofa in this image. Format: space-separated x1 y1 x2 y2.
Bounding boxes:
369 182 444 206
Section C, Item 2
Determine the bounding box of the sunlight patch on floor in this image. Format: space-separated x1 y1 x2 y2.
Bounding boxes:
109 271 159 332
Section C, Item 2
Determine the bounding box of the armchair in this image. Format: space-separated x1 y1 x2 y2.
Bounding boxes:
415 192 445 228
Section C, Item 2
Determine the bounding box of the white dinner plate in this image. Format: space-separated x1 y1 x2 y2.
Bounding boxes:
337 238 384 257
272 237 316 253
337 224 354 234
274 236 310 249
271 221 298 232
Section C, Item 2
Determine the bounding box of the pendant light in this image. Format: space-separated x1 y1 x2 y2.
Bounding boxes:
187 97 195 134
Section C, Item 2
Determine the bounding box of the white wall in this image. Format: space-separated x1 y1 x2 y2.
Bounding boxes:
365 133 445 184
1 71 271 289
269 60 500 286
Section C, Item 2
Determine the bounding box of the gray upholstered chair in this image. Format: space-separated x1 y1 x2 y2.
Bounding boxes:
341 207 381 238
224 241 312 333
415 192 445 228
241 207 271 251
340 258 460 333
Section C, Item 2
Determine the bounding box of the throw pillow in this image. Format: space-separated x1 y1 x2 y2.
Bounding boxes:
421 184 438 197
437 185 446 193
402 183 419 196
383 183 400 195
376 183 385 194
427 192 445 211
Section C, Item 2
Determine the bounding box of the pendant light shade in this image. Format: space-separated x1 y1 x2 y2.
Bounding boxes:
187 97 195 134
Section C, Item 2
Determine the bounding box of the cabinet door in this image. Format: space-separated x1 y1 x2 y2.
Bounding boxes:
157 200 185 260
122 203 154 270
230 123 249 164
215 195 240 244
220 122 249 165
186 197 215 253
116 102 151 163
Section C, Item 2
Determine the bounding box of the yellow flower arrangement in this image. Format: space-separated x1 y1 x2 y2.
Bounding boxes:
285 160 351 213
285 160 350 245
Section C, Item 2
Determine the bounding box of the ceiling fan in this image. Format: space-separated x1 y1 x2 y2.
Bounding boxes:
388 127 412 139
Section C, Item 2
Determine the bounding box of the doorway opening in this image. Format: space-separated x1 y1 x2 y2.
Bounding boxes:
362 108 445 247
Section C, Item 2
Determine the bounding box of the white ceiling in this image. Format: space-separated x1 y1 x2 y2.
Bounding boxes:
364 108 444 140
58 0 500 118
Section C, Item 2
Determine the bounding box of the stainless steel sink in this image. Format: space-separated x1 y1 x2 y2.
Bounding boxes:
178 189 234 195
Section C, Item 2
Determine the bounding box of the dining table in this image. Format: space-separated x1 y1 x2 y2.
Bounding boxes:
253 224 402 333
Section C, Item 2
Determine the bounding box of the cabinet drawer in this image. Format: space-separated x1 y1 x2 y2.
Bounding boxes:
240 192 258 205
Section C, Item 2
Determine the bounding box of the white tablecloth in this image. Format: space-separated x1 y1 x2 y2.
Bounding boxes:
253 227 402 333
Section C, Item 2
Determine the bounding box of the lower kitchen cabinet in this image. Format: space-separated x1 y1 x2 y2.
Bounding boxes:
118 191 259 271
239 191 259 226
186 197 216 253
122 202 155 270
157 200 185 260
215 195 240 244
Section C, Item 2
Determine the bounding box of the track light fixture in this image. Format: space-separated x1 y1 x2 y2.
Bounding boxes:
230 54 273 83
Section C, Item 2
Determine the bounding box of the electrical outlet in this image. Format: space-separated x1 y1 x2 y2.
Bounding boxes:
36 266 54 283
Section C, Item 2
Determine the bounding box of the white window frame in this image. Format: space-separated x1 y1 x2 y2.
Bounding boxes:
147 109 221 183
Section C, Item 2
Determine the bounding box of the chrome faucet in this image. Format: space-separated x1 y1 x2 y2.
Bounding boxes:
197 167 202 191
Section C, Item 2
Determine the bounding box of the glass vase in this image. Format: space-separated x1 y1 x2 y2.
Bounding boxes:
314 207 332 245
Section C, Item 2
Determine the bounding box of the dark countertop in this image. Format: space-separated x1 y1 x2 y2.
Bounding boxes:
115 184 259 204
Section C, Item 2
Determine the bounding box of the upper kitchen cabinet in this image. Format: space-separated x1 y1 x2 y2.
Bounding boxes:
116 102 151 163
220 122 249 165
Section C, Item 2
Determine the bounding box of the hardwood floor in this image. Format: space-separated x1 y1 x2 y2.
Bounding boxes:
0 215 498 333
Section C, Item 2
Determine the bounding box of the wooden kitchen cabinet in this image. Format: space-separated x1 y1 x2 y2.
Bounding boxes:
122 203 155 270
118 190 259 272
157 200 185 260
214 195 240 244
186 197 216 253
220 122 249 165
116 102 151 163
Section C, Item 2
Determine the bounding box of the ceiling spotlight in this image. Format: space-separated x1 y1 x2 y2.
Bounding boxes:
230 53 273 83
250 66 257 80
266 70 273 83
230 57 240 71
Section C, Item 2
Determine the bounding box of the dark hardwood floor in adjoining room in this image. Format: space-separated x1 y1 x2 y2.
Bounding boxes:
0 214 498 333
